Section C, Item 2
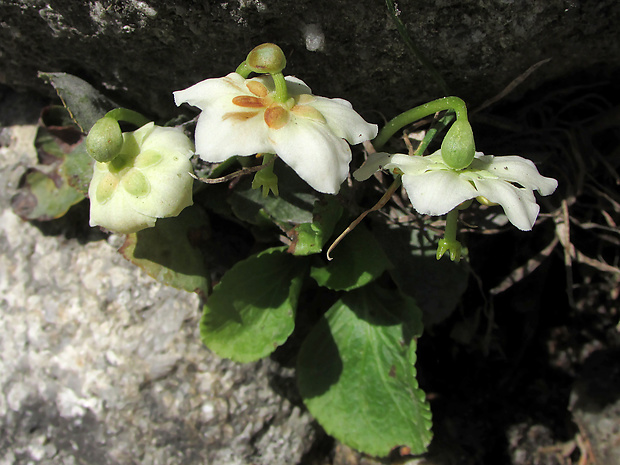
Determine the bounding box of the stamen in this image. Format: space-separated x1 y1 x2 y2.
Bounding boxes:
246 80 269 98
291 104 326 123
232 95 265 108
264 105 289 130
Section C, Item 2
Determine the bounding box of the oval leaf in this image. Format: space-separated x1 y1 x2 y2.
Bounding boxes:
310 224 391 290
201 247 307 362
119 205 210 296
38 72 117 133
297 284 432 456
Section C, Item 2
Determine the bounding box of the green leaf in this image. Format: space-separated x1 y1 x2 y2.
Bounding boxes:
11 169 84 221
310 224 391 291
59 142 94 195
11 116 86 221
38 72 117 133
287 196 343 256
297 284 432 457
374 223 469 326
119 205 210 296
200 247 307 362
228 163 318 227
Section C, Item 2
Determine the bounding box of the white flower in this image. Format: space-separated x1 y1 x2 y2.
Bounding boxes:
89 122 194 234
173 72 378 194
354 150 558 231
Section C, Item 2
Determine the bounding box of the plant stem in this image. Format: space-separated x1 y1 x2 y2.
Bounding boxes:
444 208 459 244
104 108 151 128
373 97 467 150
235 61 252 78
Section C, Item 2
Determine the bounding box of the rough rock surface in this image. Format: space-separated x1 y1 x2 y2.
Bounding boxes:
0 93 316 465
1 0 619 121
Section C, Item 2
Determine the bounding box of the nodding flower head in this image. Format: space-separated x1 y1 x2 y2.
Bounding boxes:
88 122 194 234
355 150 558 231
174 72 378 194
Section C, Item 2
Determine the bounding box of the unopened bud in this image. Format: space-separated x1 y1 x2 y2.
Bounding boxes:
246 43 287 74
86 117 123 163
441 119 475 170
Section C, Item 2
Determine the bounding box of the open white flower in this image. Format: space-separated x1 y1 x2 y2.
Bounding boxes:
354 150 558 231
174 72 378 194
89 122 194 234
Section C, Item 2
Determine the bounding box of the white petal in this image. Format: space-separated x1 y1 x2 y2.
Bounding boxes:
284 75 313 95
141 125 194 156
89 184 156 234
128 167 194 218
173 73 247 109
383 153 438 175
473 178 540 231
353 152 394 181
193 105 273 162
481 155 558 196
309 96 378 144
401 170 478 216
270 117 351 194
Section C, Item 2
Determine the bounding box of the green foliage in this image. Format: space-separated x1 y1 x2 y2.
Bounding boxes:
288 197 343 256
38 72 116 133
11 107 88 221
228 164 318 227
119 205 210 296
297 283 432 456
60 142 96 195
11 169 84 221
310 223 391 290
200 247 307 362
374 223 469 326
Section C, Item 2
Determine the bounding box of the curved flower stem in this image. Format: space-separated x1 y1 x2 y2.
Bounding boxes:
104 108 151 128
326 176 402 260
235 61 252 78
413 111 456 156
270 72 290 103
373 97 468 151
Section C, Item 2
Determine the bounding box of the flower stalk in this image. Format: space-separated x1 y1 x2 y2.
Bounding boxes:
373 97 468 150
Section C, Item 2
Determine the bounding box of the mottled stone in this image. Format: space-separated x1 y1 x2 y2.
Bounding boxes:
0 98 316 464
570 349 620 465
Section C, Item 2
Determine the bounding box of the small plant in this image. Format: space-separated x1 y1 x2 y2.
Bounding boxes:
20 40 557 458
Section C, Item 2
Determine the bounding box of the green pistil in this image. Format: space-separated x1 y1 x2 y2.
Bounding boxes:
252 153 279 197
270 72 289 103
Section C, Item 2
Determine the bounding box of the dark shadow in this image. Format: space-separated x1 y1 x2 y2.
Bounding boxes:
0 85 46 126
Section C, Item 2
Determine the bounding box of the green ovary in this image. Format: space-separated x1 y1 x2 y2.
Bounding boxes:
96 173 119 204
121 169 151 197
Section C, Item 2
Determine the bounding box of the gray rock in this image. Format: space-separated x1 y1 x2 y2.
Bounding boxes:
1 0 619 122
0 98 317 464
570 349 620 465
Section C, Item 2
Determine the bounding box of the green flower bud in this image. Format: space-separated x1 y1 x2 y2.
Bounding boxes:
246 43 287 74
86 117 123 163
440 119 476 170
